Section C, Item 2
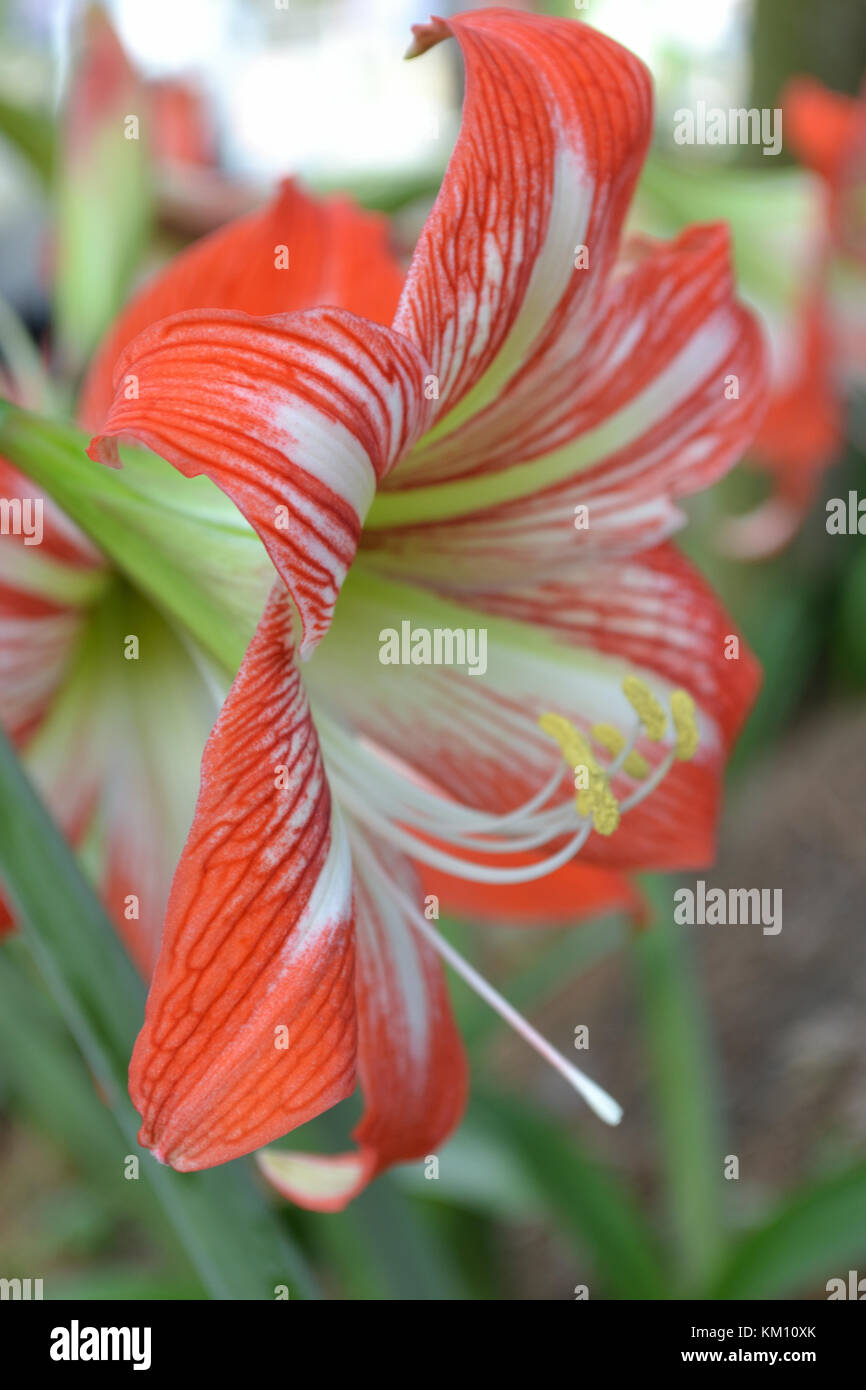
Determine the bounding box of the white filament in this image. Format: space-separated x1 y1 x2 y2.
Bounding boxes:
351 832 623 1127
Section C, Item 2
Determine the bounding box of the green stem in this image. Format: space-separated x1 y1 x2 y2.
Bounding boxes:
632 874 726 1292
0 400 261 675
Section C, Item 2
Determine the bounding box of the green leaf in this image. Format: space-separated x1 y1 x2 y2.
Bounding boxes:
53 12 152 373
477 1091 671 1300
632 876 725 1289
44 1270 203 1302
0 95 54 182
0 724 319 1300
276 1104 477 1301
834 538 866 689
393 1115 544 1220
0 944 174 1223
709 1162 866 1299
0 293 56 411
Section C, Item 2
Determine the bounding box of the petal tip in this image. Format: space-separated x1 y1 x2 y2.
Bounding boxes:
257 1147 370 1212
87 433 122 469
405 16 450 60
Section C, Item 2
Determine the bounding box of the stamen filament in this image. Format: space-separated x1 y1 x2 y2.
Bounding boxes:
335 774 594 881
321 710 567 838
336 756 576 852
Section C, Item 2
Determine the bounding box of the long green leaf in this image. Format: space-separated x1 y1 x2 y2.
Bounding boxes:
709 1162 866 1299
0 96 54 181
0 725 319 1300
477 1091 671 1299
632 875 725 1290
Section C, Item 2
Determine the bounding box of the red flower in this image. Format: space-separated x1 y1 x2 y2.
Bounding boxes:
82 11 765 1207
728 74 866 555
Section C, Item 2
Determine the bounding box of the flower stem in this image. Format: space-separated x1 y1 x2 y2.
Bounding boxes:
633 874 726 1290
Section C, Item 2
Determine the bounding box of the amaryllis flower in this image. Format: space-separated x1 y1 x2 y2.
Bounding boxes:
724 75 866 556
783 76 866 268
84 10 765 1210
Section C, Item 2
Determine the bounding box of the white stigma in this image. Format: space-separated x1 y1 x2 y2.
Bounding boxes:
351 832 623 1127
410 904 624 1126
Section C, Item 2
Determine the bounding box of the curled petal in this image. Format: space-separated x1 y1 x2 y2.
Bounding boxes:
88 307 436 654
130 584 357 1169
393 9 651 461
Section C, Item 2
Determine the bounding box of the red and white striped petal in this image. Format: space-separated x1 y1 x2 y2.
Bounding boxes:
79 179 405 429
389 10 651 480
367 224 767 580
258 830 467 1212
305 549 758 874
129 584 357 1170
87 307 436 655
0 588 87 746
0 459 104 743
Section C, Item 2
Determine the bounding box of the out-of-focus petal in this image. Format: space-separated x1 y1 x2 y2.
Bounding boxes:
783 77 866 265
725 296 841 558
80 180 405 428
0 459 104 744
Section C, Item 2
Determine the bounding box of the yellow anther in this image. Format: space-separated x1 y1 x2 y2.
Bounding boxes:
670 689 699 761
539 712 619 828
539 713 599 774
539 711 581 759
622 677 667 740
574 762 610 820
591 722 649 780
572 762 594 818
590 779 620 836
